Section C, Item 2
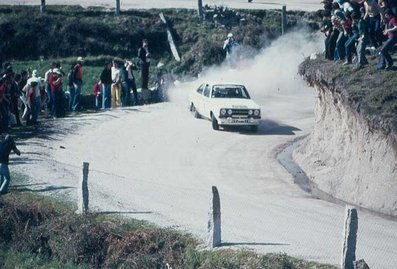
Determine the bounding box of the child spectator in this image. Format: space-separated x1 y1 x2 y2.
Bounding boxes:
93 81 101 110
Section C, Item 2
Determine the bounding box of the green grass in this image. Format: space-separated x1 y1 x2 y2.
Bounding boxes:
0 250 90 269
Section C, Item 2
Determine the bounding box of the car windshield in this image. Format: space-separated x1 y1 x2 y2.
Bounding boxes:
211 85 250 99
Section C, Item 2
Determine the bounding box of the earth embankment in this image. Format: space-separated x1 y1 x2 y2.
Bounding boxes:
295 57 397 217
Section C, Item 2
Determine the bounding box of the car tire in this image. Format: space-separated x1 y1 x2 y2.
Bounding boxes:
211 114 219 130
250 125 258 132
191 103 200 119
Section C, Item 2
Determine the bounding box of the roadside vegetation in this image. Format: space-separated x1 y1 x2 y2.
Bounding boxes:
0 5 318 94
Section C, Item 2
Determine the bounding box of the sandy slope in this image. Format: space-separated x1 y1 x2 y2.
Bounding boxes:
4 0 322 11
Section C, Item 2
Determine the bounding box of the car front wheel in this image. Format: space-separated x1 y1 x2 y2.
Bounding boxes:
211 114 219 130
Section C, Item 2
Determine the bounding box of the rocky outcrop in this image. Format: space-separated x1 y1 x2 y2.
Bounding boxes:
294 57 397 217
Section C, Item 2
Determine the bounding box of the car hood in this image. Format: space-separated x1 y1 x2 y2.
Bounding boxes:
210 98 260 110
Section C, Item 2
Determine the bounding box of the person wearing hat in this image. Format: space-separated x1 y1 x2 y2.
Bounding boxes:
377 8 397 70
49 68 63 118
26 70 42 124
223 33 238 58
0 134 21 195
72 57 84 111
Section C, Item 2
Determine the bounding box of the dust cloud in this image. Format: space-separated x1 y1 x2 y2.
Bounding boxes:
168 28 323 120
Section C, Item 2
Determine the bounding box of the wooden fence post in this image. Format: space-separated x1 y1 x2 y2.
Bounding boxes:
208 186 221 248
77 162 90 214
115 0 120 16
198 0 204 21
159 13 181 62
281 5 287 35
40 0 46 13
341 206 358 269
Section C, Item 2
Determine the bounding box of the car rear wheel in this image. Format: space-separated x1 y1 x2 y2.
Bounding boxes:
191 103 200 119
211 114 219 130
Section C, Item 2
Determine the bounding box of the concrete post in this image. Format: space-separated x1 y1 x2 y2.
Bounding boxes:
208 186 221 248
341 206 358 269
115 0 120 16
281 5 287 35
40 0 46 13
198 0 204 21
78 162 90 214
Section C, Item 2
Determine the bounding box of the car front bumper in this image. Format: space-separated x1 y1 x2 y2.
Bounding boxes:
218 117 260 126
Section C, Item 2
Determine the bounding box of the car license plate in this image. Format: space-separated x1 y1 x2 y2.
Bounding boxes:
232 119 249 124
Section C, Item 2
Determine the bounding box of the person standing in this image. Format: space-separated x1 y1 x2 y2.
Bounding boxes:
138 39 151 90
111 60 121 108
377 9 397 70
124 60 138 106
223 33 238 58
44 62 55 112
355 7 369 69
67 64 75 111
0 134 21 195
363 0 385 48
49 68 63 118
100 61 112 109
26 70 42 124
72 57 84 111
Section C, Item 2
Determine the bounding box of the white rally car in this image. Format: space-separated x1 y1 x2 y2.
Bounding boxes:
189 83 261 132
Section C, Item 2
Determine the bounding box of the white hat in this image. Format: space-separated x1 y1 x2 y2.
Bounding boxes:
53 68 61 75
27 77 40 86
32 69 38 77
77 56 84 62
227 33 233 38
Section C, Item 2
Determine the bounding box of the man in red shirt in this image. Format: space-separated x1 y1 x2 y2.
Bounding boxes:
72 56 84 110
378 9 397 70
49 68 63 118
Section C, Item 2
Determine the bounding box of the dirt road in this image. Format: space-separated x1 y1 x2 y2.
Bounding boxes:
4 0 322 11
11 31 397 268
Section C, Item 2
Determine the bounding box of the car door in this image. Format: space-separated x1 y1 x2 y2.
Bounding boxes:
202 84 211 119
192 84 204 114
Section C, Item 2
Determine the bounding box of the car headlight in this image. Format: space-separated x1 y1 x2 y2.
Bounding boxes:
254 109 260 116
220 109 227 116
248 110 253 116
227 109 232 115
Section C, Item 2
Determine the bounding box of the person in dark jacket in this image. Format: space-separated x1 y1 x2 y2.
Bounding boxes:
100 61 112 109
0 134 21 194
138 39 151 90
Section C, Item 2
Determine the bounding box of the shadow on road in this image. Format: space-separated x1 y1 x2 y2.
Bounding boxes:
220 242 290 247
95 211 153 215
223 119 301 136
9 185 74 193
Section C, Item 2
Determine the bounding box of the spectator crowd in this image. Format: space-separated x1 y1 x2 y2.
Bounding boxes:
0 39 174 134
320 0 397 70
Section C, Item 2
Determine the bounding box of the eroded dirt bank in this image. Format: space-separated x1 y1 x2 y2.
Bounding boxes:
294 57 397 217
